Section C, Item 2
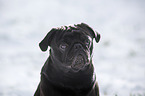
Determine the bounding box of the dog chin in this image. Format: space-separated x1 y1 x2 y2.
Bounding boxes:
68 54 90 72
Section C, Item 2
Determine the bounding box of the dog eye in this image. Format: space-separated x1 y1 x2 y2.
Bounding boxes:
85 40 90 46
59 43 68 51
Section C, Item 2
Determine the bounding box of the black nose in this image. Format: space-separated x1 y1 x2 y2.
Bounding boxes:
74 44 83 50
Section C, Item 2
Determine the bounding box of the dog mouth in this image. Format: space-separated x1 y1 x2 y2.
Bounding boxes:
70 54 89 71
72 55 85 68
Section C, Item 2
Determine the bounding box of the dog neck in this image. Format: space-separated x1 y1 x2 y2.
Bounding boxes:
41 56 96 91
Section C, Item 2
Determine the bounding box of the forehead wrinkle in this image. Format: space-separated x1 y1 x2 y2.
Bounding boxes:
55 29 66 42
54 25 90 43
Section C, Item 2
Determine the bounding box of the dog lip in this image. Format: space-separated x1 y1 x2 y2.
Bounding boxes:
71 54 87 70
74 55 85 64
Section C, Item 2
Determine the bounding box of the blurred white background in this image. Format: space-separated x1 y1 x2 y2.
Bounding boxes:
0 0 145 96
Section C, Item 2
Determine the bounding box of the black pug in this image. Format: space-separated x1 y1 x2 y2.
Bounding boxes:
34 23 100 96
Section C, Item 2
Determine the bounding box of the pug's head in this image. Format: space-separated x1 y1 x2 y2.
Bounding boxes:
39 23 100 72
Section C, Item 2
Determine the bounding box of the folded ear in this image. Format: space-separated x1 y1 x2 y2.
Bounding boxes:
39 28 57 52
94 31 100 43
77 23 101 43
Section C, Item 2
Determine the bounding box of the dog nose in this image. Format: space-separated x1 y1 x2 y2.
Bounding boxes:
74 44 83 50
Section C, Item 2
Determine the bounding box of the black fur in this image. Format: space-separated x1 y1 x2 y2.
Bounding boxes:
34 23 100 96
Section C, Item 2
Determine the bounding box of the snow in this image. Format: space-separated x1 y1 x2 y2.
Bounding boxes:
0 0 145 96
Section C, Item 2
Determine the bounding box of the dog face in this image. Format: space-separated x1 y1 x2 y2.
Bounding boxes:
39 23 100 72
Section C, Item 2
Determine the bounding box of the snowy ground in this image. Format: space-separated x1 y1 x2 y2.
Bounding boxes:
0 0 145 96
